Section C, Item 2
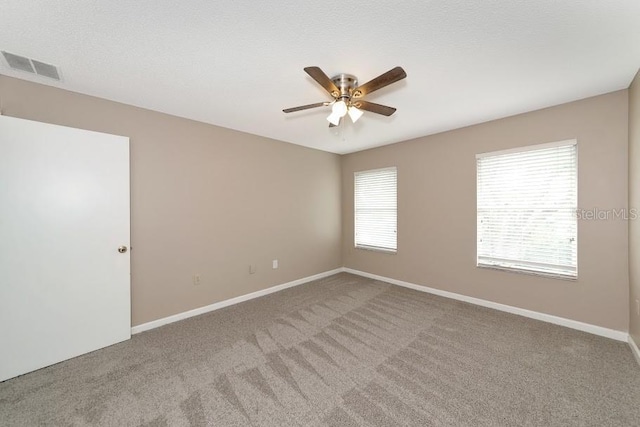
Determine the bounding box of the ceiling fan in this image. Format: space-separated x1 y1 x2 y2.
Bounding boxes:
283 66 407 127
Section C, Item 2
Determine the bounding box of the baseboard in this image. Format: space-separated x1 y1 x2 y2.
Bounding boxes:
343 268 629 342
132 266 631 345
131 268 343 334
630 336 640 367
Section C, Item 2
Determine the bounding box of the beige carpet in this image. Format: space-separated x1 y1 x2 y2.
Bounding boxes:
1 273 639 426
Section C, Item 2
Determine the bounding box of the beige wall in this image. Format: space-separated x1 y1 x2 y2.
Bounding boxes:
0 75 342 326
343 91 629 332
629 70 640 343
1 74 633 333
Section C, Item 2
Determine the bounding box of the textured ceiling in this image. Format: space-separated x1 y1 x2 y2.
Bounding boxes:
1 1 639 154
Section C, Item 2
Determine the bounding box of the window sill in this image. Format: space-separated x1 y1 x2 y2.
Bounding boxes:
355 245 397 254
477 264 577 281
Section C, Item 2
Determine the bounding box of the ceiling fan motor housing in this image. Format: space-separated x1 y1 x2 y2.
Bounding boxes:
331 74 358 101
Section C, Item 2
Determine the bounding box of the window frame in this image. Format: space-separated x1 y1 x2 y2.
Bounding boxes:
354 166 398 254
476 139 578 280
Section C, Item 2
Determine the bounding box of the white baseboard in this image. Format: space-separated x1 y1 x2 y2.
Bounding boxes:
132 266 632 346
630 336 640 367
131 268 343 334
343 268 629 342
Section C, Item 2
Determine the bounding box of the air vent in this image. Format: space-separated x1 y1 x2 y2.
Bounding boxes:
1 51 61 81
31 60 60 80
2 51 35 73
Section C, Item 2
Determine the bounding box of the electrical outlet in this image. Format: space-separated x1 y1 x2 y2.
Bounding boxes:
193 274 201 286
272 259 278 269
249 265 256 274
636 299 639 316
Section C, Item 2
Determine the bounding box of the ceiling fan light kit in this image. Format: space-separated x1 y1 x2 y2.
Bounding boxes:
284 66 407 127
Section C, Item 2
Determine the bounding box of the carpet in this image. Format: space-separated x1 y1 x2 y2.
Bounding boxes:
1 273 639 426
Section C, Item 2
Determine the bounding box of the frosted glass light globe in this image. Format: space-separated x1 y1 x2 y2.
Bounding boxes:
332 100 348 117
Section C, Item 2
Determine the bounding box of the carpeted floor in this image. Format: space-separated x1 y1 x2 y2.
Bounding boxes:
1 273 639 426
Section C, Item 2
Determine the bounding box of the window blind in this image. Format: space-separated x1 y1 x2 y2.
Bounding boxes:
354 167 397 252
476 141 577 278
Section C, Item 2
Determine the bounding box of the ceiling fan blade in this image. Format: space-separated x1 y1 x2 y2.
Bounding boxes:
352 66 406 98
304 66 340 98
352 100 397 116
283 102 328 113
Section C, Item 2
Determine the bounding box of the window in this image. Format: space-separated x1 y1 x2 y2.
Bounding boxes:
476 140 577 278
354 167 397 253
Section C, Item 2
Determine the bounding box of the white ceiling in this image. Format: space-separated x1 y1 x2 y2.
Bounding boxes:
1 1 639 154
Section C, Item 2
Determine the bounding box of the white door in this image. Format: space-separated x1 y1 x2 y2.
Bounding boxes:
0 115 131 382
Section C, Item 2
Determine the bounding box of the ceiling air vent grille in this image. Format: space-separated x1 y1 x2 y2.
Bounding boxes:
2 51 35 73
1 51 61 81
31 60 60 80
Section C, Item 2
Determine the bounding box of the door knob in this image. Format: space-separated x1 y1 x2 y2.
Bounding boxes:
118 246 128 253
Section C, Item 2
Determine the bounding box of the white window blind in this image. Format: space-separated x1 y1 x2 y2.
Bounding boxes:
476 140 577 278
354 167 397 252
